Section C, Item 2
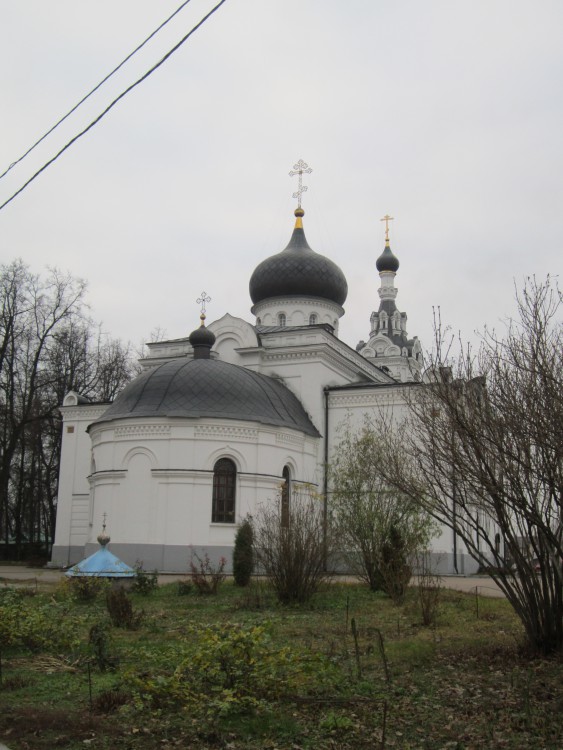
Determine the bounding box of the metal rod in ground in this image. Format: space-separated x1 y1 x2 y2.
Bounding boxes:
375 628 391 685
87 662 92 712
381 698 388 749
351 617 362 678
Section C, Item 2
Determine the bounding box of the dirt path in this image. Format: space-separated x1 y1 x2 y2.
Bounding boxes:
0 565 505 597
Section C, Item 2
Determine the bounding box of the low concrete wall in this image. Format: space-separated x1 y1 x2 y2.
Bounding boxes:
51 543 481 576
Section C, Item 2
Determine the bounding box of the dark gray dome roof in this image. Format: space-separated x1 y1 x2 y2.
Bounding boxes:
249 211 348 307
376 242 400 273
91 358 320 437
189 318 216 358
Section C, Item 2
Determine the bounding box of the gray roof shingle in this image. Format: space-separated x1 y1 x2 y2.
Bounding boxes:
92 359 320 437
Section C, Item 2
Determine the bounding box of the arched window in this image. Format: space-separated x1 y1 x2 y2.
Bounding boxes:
256 317 261 325
212 458 236 523
278 313 286 326
281 465 291 527
309 313 317 325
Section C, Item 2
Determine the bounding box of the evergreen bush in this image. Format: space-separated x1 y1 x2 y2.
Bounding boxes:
378 525 412 604
132 561 159 595
233 516 254 586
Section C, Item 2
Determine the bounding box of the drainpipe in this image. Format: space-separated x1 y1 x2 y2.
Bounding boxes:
323 387 330 570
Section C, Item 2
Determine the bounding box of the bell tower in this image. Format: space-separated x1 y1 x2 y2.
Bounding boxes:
356 216 423 382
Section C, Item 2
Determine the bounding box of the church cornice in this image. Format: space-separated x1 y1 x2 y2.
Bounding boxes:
251 296 344 317
114 424 172 439
194 424 259 442
90 469 127 482
60 405 109 421
328 392 402 408
327 382 417 408
275 432 305 446
260 339 392 384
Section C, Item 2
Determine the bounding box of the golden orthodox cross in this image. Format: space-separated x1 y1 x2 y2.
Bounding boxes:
380 214 394 242
289 159 312 208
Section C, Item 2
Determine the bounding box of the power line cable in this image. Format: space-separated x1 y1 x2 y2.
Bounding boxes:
0 0 228 212
0 0 194 181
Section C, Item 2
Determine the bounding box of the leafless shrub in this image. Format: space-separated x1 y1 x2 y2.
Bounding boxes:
253 487 332 605
380 277 563 654
91 688 129 714
189 549 226 595
415 551 442 626
105 587 143 629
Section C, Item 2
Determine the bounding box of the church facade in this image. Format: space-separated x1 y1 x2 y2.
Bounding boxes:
51 191 477 575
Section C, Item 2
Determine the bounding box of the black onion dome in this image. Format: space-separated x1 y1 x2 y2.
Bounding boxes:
91 358 319 437
189 317 216 358
376 241 400 273
249 210 348 306
189 323 215 348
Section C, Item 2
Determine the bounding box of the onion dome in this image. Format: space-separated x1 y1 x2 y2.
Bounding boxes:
189 313 216 359
249 209 348 306
97 529 110 547
376 239 400 273
91 358 320 437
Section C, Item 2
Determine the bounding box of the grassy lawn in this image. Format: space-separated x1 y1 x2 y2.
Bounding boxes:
0 578 561 749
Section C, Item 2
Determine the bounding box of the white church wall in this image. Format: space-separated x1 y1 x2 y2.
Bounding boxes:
208 314 259 366
51 402 109 567
257 348 384 438
71 416 320 571
325 384 477 575
251 296 344 336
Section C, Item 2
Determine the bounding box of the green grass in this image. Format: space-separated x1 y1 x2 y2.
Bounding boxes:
0 579 561 749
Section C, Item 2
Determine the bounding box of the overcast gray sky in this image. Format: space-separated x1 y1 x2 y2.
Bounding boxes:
1 0 561 356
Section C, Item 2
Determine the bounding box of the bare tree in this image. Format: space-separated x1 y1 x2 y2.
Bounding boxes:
381 277 562 654
0 260 134 558
329 423 437 598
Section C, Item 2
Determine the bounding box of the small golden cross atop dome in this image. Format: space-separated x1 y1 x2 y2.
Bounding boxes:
380 214 394 244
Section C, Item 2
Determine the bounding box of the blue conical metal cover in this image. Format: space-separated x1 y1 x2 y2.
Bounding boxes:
65 547 135 578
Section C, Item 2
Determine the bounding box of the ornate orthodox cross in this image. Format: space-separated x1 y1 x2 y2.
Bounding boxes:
196 291 211 316
102 512 107 532
289 159 312 208
380 214 394 242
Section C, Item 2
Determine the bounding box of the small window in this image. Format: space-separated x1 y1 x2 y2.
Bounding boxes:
212 458 236 523
281 466 291 527
278 313 286 326
256 317 261 325
309 314 317 325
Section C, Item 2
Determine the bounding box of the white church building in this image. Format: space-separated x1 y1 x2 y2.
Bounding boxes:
51 179 477 575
